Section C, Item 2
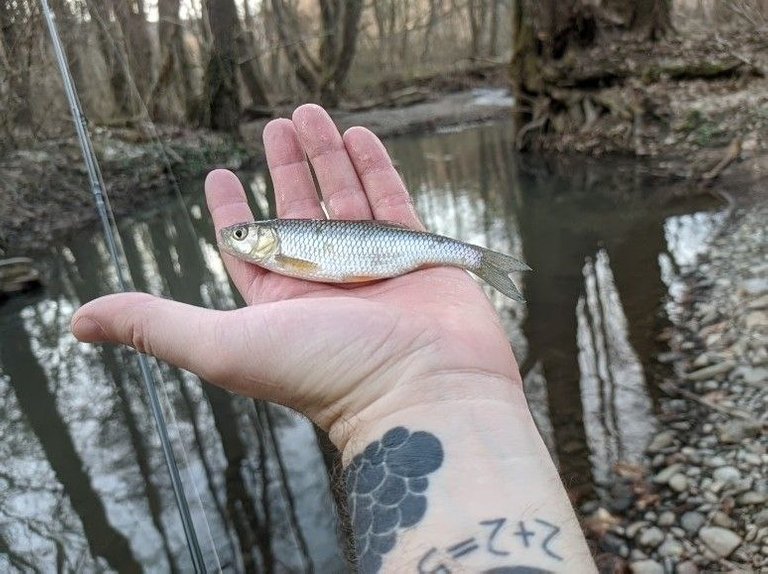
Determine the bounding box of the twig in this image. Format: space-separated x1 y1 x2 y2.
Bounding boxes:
659 381 764 426
701 137 742 183
515 115 547 150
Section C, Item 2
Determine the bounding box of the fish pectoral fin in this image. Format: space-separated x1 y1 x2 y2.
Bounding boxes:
274 254 321 275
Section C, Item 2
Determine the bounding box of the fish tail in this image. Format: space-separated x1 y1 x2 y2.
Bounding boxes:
474 247 530 302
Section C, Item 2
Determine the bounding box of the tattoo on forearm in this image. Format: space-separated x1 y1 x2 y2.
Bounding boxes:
344 427 444 573
416 516 562 573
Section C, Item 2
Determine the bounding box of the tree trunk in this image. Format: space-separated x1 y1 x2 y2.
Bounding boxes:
270 0 362 107
631 0 673 41
204 0 241 131
151 0 194 122
109 0 153 99
83 0 135 117
605 0 673 40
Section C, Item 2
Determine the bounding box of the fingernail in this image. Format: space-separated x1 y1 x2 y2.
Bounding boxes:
71 316 107 342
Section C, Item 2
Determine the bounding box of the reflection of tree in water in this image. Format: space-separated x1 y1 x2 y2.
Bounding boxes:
145 203 319 572
0 299 142 572
391 125 675 502
67 235 179 571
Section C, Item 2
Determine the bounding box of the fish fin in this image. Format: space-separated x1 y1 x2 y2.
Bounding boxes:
274 254 321 275
474 247 530 302
374 220 411 230
479 248 532 272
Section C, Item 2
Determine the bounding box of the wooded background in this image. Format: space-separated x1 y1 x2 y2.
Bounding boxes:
1 0 767 151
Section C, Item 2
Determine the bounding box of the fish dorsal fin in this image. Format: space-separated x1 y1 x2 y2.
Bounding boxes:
373 220 410 230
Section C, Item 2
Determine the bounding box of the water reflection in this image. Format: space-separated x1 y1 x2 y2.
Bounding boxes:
0 121 725 571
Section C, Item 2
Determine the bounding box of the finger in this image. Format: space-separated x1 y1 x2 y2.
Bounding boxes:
263 119 325 219
204 169 265 298
292 104 372 220
71 293 279 401
343 126 424 230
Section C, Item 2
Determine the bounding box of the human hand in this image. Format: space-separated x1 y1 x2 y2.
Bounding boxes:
71 104 523 454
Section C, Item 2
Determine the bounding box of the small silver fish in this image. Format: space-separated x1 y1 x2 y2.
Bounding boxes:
219 219 530 301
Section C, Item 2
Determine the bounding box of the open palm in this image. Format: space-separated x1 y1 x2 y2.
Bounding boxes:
72 105 521 449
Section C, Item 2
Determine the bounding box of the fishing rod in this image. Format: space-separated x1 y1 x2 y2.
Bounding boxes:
39 2 206 571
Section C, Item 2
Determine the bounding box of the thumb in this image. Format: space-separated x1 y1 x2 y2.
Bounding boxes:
71 292 263 396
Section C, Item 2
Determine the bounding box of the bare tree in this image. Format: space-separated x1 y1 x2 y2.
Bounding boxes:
151 0 195 122
270 0 363 107
604 0 673 40
203 0 241 131
110 0 154 98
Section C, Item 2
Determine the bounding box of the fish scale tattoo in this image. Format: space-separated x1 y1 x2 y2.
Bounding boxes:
343 427 444 573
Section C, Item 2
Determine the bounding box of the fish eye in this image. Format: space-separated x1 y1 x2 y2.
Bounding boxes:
232 227 248 241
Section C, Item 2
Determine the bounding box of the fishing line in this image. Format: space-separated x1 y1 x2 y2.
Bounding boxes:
39 2 206 571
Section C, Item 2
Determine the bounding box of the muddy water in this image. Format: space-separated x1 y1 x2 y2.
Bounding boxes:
0 121 726 572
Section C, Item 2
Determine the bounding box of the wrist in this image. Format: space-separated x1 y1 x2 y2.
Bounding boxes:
331 372 529 464
337 379 597 573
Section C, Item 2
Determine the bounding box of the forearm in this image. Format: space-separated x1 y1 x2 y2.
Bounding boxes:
341 387 596 573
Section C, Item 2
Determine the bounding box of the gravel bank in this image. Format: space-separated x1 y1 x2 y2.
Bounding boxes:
587 201 768 572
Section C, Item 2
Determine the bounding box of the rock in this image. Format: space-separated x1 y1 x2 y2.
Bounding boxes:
686 360 736 381
713 465 741 485
630 559 665 574
738 491 768 506
658 538 684 558
754 508 768 527
745 310 768 329
0 257 42 295
741 277 768 295
658 511 676 526
699 526 742 557
746 293 768 310
669 474 688 492
718 420 763 444
742 367 768 386
648 430 676 453
704 455 726 468
638 527 665 548
681 511 706 534
676 560 699 574
626 521 648 538
711 511 736 529
654 463 684 484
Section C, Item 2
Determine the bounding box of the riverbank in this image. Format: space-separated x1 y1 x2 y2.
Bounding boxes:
0 89 516 257
587 197 767 573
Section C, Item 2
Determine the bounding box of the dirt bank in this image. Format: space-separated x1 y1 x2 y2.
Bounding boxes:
0 89 516 257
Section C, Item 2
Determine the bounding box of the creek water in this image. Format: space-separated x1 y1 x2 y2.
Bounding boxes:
0 121 726 572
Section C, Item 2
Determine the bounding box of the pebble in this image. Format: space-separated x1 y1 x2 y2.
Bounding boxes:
669 473 688 492
738 491 767 506
740 277 767 295
718 420 763 443
658 538 685 558
699 526 742 557
711 511 736 529
638 527 665 548
626 521 648 538
681 511 706 534
742 367 768 385
648 430 676 453
686 360 736 380
630 559 665 574
754 509 768 527
653 463 683 484
676 560 699 574
713 465 741 485
658 511 676 526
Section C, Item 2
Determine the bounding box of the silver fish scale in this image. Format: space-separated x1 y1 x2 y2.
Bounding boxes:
266 219 481 281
